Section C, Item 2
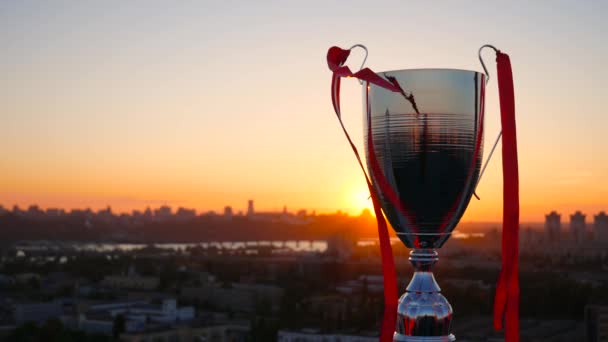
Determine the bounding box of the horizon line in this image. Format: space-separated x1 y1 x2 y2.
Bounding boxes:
2 202 606 224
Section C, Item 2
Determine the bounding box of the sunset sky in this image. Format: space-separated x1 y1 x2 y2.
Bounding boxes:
1 1 607 222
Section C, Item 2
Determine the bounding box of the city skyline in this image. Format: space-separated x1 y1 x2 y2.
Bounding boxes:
1 1 607 222
2 200 607 225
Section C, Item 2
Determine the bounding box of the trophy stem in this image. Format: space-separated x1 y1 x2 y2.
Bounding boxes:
394 249 455 342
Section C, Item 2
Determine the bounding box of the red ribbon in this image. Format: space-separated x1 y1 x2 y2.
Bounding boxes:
327 46 398 342
493 51 520 342
326 46 519 342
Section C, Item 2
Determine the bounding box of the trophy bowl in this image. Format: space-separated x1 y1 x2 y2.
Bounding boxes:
364 69 486 341
364 69 485 249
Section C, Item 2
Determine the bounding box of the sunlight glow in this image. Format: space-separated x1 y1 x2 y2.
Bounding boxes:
348 184 374 216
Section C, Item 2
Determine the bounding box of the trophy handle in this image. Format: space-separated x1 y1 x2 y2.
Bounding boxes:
348 44 368 85
474 44 504 200
479 44 498 84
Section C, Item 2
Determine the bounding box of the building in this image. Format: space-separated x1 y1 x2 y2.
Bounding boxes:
13 301 62 324
14 273 41 285
12 205 24 216
101 275 160 291
121 323 250 342
545 211 561 242
570 211 586 243
336 275 384 295
143 207 153 220
78 299 195 335
594 211 608 242
520 226 539 248
77 311 140 335
247 200 254 217
97 206 113 222
304 295 349 322
326 235 355 260
443 278 490 290
585 305 608 342
181 282 284 313
176 207 196 222
223 206 233 220
104 299 194 324
278 330 377 342
26 205 44 219
0 274 14 287
154 206 173 221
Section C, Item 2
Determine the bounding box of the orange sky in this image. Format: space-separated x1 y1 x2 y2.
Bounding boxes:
1 2 607 221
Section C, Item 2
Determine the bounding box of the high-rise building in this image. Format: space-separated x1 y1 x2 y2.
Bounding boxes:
594 211 608 242
570 211 586 243
545 211 561 242
247 200 254 217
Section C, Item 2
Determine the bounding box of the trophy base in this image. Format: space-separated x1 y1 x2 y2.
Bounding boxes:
394 249 455 340
393 333 456 342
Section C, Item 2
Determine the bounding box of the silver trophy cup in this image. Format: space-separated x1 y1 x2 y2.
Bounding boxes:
363 67 487 341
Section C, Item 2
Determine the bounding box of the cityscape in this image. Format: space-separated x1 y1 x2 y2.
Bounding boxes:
0 201 607 341
2 1 608 342
0 200 317 228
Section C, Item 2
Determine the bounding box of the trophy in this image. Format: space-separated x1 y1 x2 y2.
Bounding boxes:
327 44 519 341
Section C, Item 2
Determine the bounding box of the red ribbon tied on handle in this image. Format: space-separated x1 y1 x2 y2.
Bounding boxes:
326 46 519 342
327 46 399 342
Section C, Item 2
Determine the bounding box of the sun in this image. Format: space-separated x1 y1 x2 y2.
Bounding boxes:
347 184 375 216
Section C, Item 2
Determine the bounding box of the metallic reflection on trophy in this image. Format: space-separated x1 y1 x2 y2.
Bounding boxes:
363 69 486 341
